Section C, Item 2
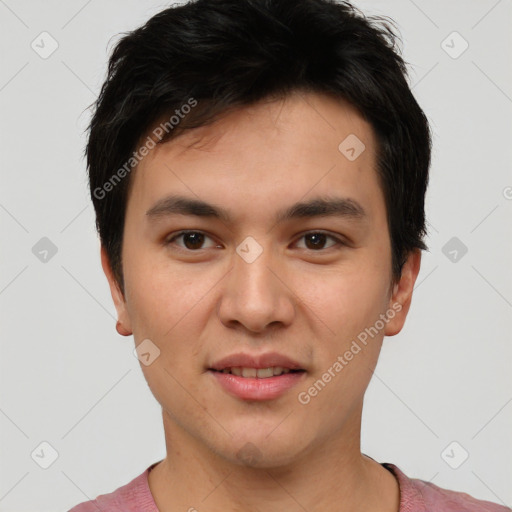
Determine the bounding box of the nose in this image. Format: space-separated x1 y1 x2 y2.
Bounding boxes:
217 242 295 334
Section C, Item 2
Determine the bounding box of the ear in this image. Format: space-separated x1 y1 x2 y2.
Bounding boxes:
384 249 422 337
101 245 132 336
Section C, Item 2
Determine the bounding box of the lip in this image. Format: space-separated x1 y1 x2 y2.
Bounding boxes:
210 370 306 401
208 352 306 401
209 352 304 371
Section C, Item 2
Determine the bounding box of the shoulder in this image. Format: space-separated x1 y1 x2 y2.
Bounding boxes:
382 463 511 512
67 464 158 512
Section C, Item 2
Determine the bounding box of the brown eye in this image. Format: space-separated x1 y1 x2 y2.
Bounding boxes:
166 231 218 251
295 232 341 251
181 232 205 250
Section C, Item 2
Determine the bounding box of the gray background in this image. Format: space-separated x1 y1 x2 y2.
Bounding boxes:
0 0 511 510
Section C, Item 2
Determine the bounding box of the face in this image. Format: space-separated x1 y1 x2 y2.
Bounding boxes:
103 91 420 468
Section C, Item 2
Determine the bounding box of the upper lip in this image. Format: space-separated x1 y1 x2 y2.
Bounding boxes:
209 352 305 371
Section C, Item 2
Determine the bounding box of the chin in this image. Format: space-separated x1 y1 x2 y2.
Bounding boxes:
218 429 310 469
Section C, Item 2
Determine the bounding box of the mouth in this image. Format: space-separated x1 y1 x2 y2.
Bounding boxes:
209 368 306 401
210 367 305 378
207 353 307 401
209 351 305 373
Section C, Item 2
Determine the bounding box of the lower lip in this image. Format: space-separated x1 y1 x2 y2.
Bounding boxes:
210 370 305 401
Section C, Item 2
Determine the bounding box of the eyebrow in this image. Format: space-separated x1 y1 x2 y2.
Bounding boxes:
145 194 367 224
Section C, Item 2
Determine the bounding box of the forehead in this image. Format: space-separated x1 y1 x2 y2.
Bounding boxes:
127 92 383 224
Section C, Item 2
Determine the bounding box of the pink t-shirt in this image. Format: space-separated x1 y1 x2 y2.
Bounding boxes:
68 461 510 511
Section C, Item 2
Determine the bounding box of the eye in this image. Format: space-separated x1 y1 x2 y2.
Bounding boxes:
294 231 344 251
165 230 346 252
165 230 220 251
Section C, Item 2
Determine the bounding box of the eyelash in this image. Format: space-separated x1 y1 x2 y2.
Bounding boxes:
164 230 346 252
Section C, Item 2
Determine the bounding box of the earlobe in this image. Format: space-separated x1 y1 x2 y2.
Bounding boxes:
384 249 422 337
116 320 132 336
100 245 133 337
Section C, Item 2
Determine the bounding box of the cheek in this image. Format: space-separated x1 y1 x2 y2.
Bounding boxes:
124 245 215 340
300 270 389 411
302 259 390 341
125 265 212 405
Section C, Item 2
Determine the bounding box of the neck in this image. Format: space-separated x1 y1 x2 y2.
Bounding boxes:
148 406 399 512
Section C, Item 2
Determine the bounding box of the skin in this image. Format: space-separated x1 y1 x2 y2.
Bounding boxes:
102 91 421 511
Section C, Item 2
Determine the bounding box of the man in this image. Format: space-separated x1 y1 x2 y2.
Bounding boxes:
69 0 509 510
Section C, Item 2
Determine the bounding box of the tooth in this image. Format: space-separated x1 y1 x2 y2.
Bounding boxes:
242 367 257 378
282 368 290 374
273 366 283 376
257 367 274 378
222 368 230 373
231 367 242 376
